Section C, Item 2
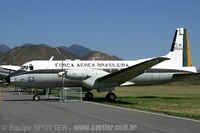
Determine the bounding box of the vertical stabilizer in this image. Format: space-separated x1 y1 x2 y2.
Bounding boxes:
167 28 193 67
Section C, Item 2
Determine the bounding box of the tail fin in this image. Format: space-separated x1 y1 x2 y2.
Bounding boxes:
166 28 193 67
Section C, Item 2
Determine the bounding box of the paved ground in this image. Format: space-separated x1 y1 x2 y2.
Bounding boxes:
0 88 199 133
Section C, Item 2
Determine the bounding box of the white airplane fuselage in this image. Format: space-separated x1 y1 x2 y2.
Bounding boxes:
10 58 196 90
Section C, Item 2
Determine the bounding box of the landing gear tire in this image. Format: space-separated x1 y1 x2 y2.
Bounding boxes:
106 93 116 101
85 92 93 100
33 95 40 101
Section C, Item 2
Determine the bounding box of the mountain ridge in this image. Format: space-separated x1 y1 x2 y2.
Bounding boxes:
0 44 11 53
60 44 92 57
0 44 120 65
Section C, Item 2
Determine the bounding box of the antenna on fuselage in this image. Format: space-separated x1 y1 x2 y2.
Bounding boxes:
49 56 54 61
5 65 11 84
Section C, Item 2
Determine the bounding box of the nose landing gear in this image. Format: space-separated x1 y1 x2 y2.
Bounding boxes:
33 94 40 101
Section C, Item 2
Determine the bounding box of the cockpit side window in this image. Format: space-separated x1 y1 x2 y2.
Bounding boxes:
29 65 34 70
24 66 28 70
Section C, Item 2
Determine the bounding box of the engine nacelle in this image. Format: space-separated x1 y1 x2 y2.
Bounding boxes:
64 69 92 80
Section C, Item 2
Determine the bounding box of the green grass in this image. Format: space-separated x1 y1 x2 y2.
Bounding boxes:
85 85 200 120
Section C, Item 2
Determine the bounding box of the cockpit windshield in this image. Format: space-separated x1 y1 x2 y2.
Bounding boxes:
20 66 27 70
20 65 34 71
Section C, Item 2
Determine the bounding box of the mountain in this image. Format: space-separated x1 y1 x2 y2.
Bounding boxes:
0 51 4 57
81 51 118 60
0 44 121 65
0 45 79 65
0 44 11 53
111 55 122 60
60 44 92 57
21 43 35 47
22 43 51 48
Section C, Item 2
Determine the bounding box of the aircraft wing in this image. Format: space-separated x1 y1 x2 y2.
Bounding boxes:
97 57 169 84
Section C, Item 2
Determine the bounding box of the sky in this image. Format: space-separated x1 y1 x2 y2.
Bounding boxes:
0 0 200 69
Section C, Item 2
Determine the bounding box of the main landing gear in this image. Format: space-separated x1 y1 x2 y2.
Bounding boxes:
85 92 93 100
106 92 116 101
85 92 116 101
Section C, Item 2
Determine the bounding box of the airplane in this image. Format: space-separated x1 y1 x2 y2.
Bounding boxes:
6 28 198 101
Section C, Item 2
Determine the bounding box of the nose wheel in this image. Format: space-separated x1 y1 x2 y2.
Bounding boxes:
106 93 116 101
33 94 40 101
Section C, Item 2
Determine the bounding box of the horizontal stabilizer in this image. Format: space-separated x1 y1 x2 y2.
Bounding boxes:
97 57 169 84
171 73 200 81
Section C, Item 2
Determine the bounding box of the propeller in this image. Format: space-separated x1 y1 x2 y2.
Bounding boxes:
5 66 11 84
60 59 65 102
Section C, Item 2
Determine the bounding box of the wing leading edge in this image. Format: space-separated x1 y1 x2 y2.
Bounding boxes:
97 57 169 84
